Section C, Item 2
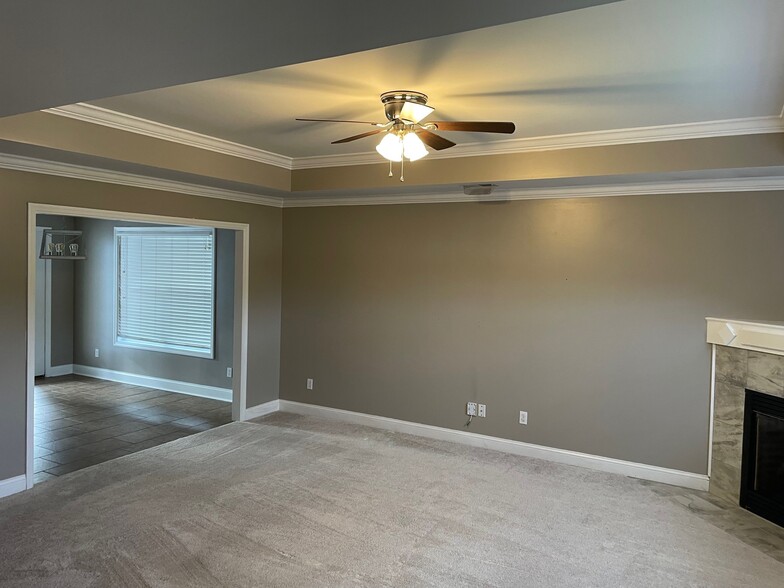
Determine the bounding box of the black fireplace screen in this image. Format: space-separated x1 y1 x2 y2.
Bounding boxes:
740 390 784 527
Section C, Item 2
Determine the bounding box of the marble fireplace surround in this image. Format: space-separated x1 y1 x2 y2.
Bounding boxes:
707 318 784 504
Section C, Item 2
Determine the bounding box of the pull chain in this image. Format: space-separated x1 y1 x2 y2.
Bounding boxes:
388 159 393 177
400 155 404 182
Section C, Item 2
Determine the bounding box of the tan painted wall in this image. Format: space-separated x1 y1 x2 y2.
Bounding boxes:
73 219 236 389
2 112 782 198
0 112 291 191
280 192 784 474
0 169 282 480
36 214 76 367
292 134 784 191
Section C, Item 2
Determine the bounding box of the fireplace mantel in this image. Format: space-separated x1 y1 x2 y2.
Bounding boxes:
706 318 784 357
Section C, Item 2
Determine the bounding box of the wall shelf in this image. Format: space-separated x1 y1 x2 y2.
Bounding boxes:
39 229 86 260
39 255 87 260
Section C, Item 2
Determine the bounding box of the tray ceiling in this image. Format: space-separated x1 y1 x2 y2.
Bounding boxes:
87 0 784 160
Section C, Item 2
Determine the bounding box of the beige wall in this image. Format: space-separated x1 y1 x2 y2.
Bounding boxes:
36 214 76 367
3 113 782 198
5 165 784 481
291 134 784 191
280 192 784 474
0 112 291 191
0 169 282 480
72 219 236 389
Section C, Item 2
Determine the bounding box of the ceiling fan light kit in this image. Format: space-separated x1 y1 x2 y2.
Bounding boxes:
402 132 428 161
296 90 515 181
375 132 403 162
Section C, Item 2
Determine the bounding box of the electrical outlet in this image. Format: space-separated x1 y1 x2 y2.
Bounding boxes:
478 404 486 417
94 348 100 358
466 402 477 416
307 378 314 390
226 367 233 378
519 411 528 425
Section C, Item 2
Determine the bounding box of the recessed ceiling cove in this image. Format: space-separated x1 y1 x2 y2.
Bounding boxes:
89 0 784 159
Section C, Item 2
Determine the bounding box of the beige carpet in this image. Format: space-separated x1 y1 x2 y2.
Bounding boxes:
0 412 781 587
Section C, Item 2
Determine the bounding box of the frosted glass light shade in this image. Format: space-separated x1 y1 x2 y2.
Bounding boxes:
399 102 434 123
402 132 428 161
376 133 403 162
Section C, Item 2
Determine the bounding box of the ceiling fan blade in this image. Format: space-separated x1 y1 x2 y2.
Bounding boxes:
416 129 456 151
331 129 384 144
296 118 382 126
429 121 516 134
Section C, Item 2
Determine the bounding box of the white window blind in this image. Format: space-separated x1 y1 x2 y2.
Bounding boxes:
115 227 215 358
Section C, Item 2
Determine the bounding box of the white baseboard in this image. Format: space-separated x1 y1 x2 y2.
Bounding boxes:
277 400 710 491
0 475 27 499
242 399 280 420
45 363 74 378
73 365 232 402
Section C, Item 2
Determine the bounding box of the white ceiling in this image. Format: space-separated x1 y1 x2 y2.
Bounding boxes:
90 0 784 159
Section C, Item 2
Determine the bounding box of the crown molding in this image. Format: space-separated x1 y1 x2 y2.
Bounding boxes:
291 115 784 169
3 149 784 211
43 103 295 170
0 152 284 207
44 103 784 172
283 176 784 207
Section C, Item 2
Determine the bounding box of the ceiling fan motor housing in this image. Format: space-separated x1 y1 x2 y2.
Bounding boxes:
381 91 429 122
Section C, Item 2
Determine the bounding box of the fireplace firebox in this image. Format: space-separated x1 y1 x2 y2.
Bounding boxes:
740 390 784 527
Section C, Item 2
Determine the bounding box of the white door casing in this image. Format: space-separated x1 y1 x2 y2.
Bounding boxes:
34 228 46 377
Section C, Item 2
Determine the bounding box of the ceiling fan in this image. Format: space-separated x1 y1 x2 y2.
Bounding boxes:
296 91 515 181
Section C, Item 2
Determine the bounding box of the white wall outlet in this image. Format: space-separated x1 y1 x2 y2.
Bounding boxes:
226 367 233 378
94 348 100 358
306 378 314 390
466 402 477 416
478 404 487 418
519 411 528 425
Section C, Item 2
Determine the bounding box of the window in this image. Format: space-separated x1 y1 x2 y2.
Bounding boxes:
115 227 215 358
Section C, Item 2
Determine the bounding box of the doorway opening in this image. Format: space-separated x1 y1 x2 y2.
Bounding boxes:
27 204 250 488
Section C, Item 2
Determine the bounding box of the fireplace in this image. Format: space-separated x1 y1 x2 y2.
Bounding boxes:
740 390 784 527
707 319 784 516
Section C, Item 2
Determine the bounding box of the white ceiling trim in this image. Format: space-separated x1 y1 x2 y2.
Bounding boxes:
44 103 784 171
43 103 296 170
292 115 784 169
283 176 784 207
0 152 284 207
3 151 784 211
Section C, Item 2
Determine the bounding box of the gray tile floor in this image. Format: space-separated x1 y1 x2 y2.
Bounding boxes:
34 375 232 483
